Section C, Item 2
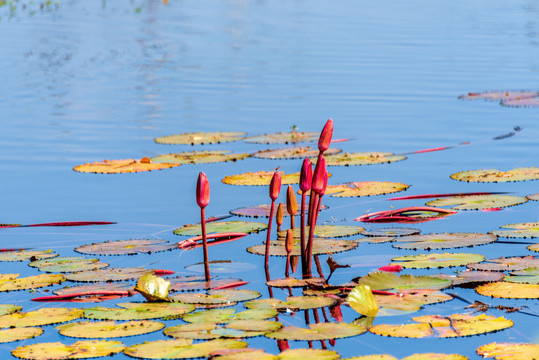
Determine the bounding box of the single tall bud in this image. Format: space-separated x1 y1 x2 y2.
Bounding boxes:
285 229 294 254
318 118 334 153
269 171 281 201
196 172 210 208
286 185 298 216
299 158 312 193
312 156 327 194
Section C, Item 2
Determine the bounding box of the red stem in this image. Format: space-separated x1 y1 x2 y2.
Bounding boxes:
264 200 275 270
306 194 322 277
201 208 210 282
300 192 307 276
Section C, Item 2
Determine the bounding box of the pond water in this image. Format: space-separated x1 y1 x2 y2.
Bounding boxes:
1 0 538 359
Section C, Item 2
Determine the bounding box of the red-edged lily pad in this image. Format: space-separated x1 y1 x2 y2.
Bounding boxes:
458 90 539 101
174 221 267 236
253 146 342 159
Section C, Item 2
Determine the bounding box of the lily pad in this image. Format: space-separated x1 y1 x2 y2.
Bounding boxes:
244 298 283 310
231 204 291 218
253 146 342 159
247 239 357 257
361 227 420 237
277 296 336 310
373 289 453 312
185 261 256 274
151 150 250 164
75 239 177 256
501 96 539 107
475 282 539 299
222 171 302 186
266 277 326 288
73 158 181 174
174 221 267 236
65 267 156 282
325 152 407 166
226 319 282 333
458 90 539 101
12 340 125 359
244 131 319 144
154 131 246 145
491 222 539 239
354 272 452 292
322 181 409 197
527 193 539 201
432 271 504 287
0 307 83 328
402 354 468 360
29 257 109 273
267 322 367 341
0 250 57 262
370 313 513 338
467 256 539 272
346 284 379 317
504 268 539 284
278 225 364 239
170 289 260 304
392 233 497 250
0 327 43 344
425 195 528 210
164 322 221 340
279 349 341 360
476 342 539 360
356 206 457 223
392 253 485 269
84 302 195 321
54 282 134 295
57 320 165 338
0 304 22 316
123 338 247 359
183 308 278 324
135 273 171 302
450 167 539 183
528 244 539 253
0 273 64 292
168 276 245 292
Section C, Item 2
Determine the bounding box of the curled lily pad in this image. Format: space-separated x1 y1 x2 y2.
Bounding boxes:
57 320 165 338
277 296 336 310
0 308 83 328
354 272 452 292
135 273 170 302
0 327 43 344
73 158 181 174
450 167 539 183
370 313 513 338
361 227 420 237
278 225 364 239
476 342 539 360
75 239 177 256
247 239 357 257
392 253 485 269
467 256 539 272
168 276 245 292
230 204 291 218
244 131 319 144
392 233 497 250
29 257 109 273
170 289 260 304
151 150 250 164
346 284 379 317
174 221 267 236
476 282 539 299
0 273 64 292
458 90 539 101
222 171 303 186
426 195 528 210
0 250 57 262
402 354 468 360
12 340 125 360
155 131 245 145
323 181 409 197
491 222 539 239
124 338 247 359
504 268 539 284
267 322 367 341
325 152 406 166
253 146 342 159
84 302 195 321
432 271 504 287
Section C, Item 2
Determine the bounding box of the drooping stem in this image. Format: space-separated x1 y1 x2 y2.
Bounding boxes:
264 199 275 269
201 207 210 282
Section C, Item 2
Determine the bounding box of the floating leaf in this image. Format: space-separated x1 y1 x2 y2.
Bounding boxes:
155 131 246 145
0 307 83 328
0 273 64 292
247 239 357 257
0 304 22 316
135 273 170 302
426 195 528 210
174 221 267 236
278 225 364 239
361 228 420 237
402 354 468 360
476 282 539 299
501 96 539 107
222 171 303 186
346 284 379 317
527 193 539 201
267 322 367 341
0 250 57 262
344 355 397 360
476 342 539 360
231 204 294 218
458 90 539 101
151 150 250 164
65 267 155 282
279 349 341 360
370 313 513 338
354 272 452 292
356 207 457 223
244 298 283 310
491 222 539 239
322 181 409 197
467 256 539 272
528 244 539 253
164 322 221 340
182 307 278 324
0 327 43 344
244 131 319 144
325 152 406 166
84 302 194 321
392 233 497 250
74 158 181 174
29 257 109 273
450 168 539 183
392 253 485 269
373 289 453 312
226 319 282 333
169 276 245 292
277 296 336 310
75 239 177 256
504 268 539 284
124 339 247 359
57 320 165 338
170 289 260 304
253 146 341 159
12 340 125 360
54 283 134 296
432 271 504 287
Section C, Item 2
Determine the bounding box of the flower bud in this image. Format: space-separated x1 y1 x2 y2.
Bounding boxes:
269 171 281 201
318 118 334 153
276 202 284 227
312 156 327 194
285 229 294 254
286 185 298 216
196 172 210 208
299 158 312 193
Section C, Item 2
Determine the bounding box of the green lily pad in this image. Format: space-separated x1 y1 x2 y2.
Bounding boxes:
66 267 156 282
475 282 539 299
278 225 364 239
0 307 83 328
183 308 278 324
370 313 513 338
374 289 453 312
355 236 396 244
467 256 539 272
0 304 22 316
244 131 319 144
528 244 539 253
267 322 367 341
57 320 165 338
354 272 452 292
392 233 497 250
425 195 528 210
12 340 125 359
361 227 420 237
0 250 57 262
450 167 539 183
0 273 64 292
277 296 336 310
222 171 303 186
244 298 283 310
0 327 43 344
75 239 177 256
154 131 246 145
322 181 409 197
226 319 282 333
124 338 247 359
432 271 504 287
458 90 539 101
253 146 342 159
170 289 260 304
392 253 485 269
325 152 406 166
29 257 109 273
73 158 181 174
169 276 244 292
164 322 221 340
151 150 250 164
491 222 539 239
247 239 357 257
174 221 267 236
504 268 539 284
476 342 539 360
84 302 195 321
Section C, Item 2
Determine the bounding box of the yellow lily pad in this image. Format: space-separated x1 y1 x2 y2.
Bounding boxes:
344 355 398 360
476 342 539 360
267 322 367 341
277 225 365 239
84 302 195 321
66 267 156 282
528 244 539 253
277 296 336 310
475 281 539 299
57 320 165 338
392 252 485 269
491 222 539 239
325 152 406 166
73 158 181 174
135 273 171 302
323 181 409 197
12 340 125 359
123 338 247 359
75 239 177 255
354 272 452 292
402 354 468 360
151 150 250 164
222 171 303 186
450 167 539 183
170 289 260 304
0 307 83 328
247 239 357 257
346 284 379 317
0 327 43 343
426 195 528 210
174 220 267 236
0 273 64 292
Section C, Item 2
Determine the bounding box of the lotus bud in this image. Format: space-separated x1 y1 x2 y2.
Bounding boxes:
196 172 210 208
286 185 298 216
318 118 334 153
312 156 327 194
276 203 284 228
269 171 281 201
299 158 312 193
285 229 294 254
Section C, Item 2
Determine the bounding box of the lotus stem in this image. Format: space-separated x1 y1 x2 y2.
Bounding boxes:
196 172 211 283
265 172 281 270
200 208 210 282
264 199 275 270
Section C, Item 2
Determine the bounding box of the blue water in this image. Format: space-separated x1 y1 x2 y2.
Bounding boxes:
1 0 538 358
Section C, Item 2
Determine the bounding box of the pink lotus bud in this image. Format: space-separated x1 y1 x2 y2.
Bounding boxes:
299 158 312 193
378 264 402 273
276 203 284 227
196 172 210 208
286 185 297 215
285 229 294 254
318 118 334 153
269 171 281 201
312 156 327 194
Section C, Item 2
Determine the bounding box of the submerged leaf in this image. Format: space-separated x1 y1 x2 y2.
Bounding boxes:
476 342 539 360
73 158 181 174
75 239 177 256
426 195 527 210
450 167 539 183
12 340 125 360
325 152 406 166
134 273 171 302
475 282 539 299
346 284 379 317
392 253 485 269
174 221 267 236
392 233 497 250
155 131 246 145
151 150 250 164
491 222 539 239
57 320 165 338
